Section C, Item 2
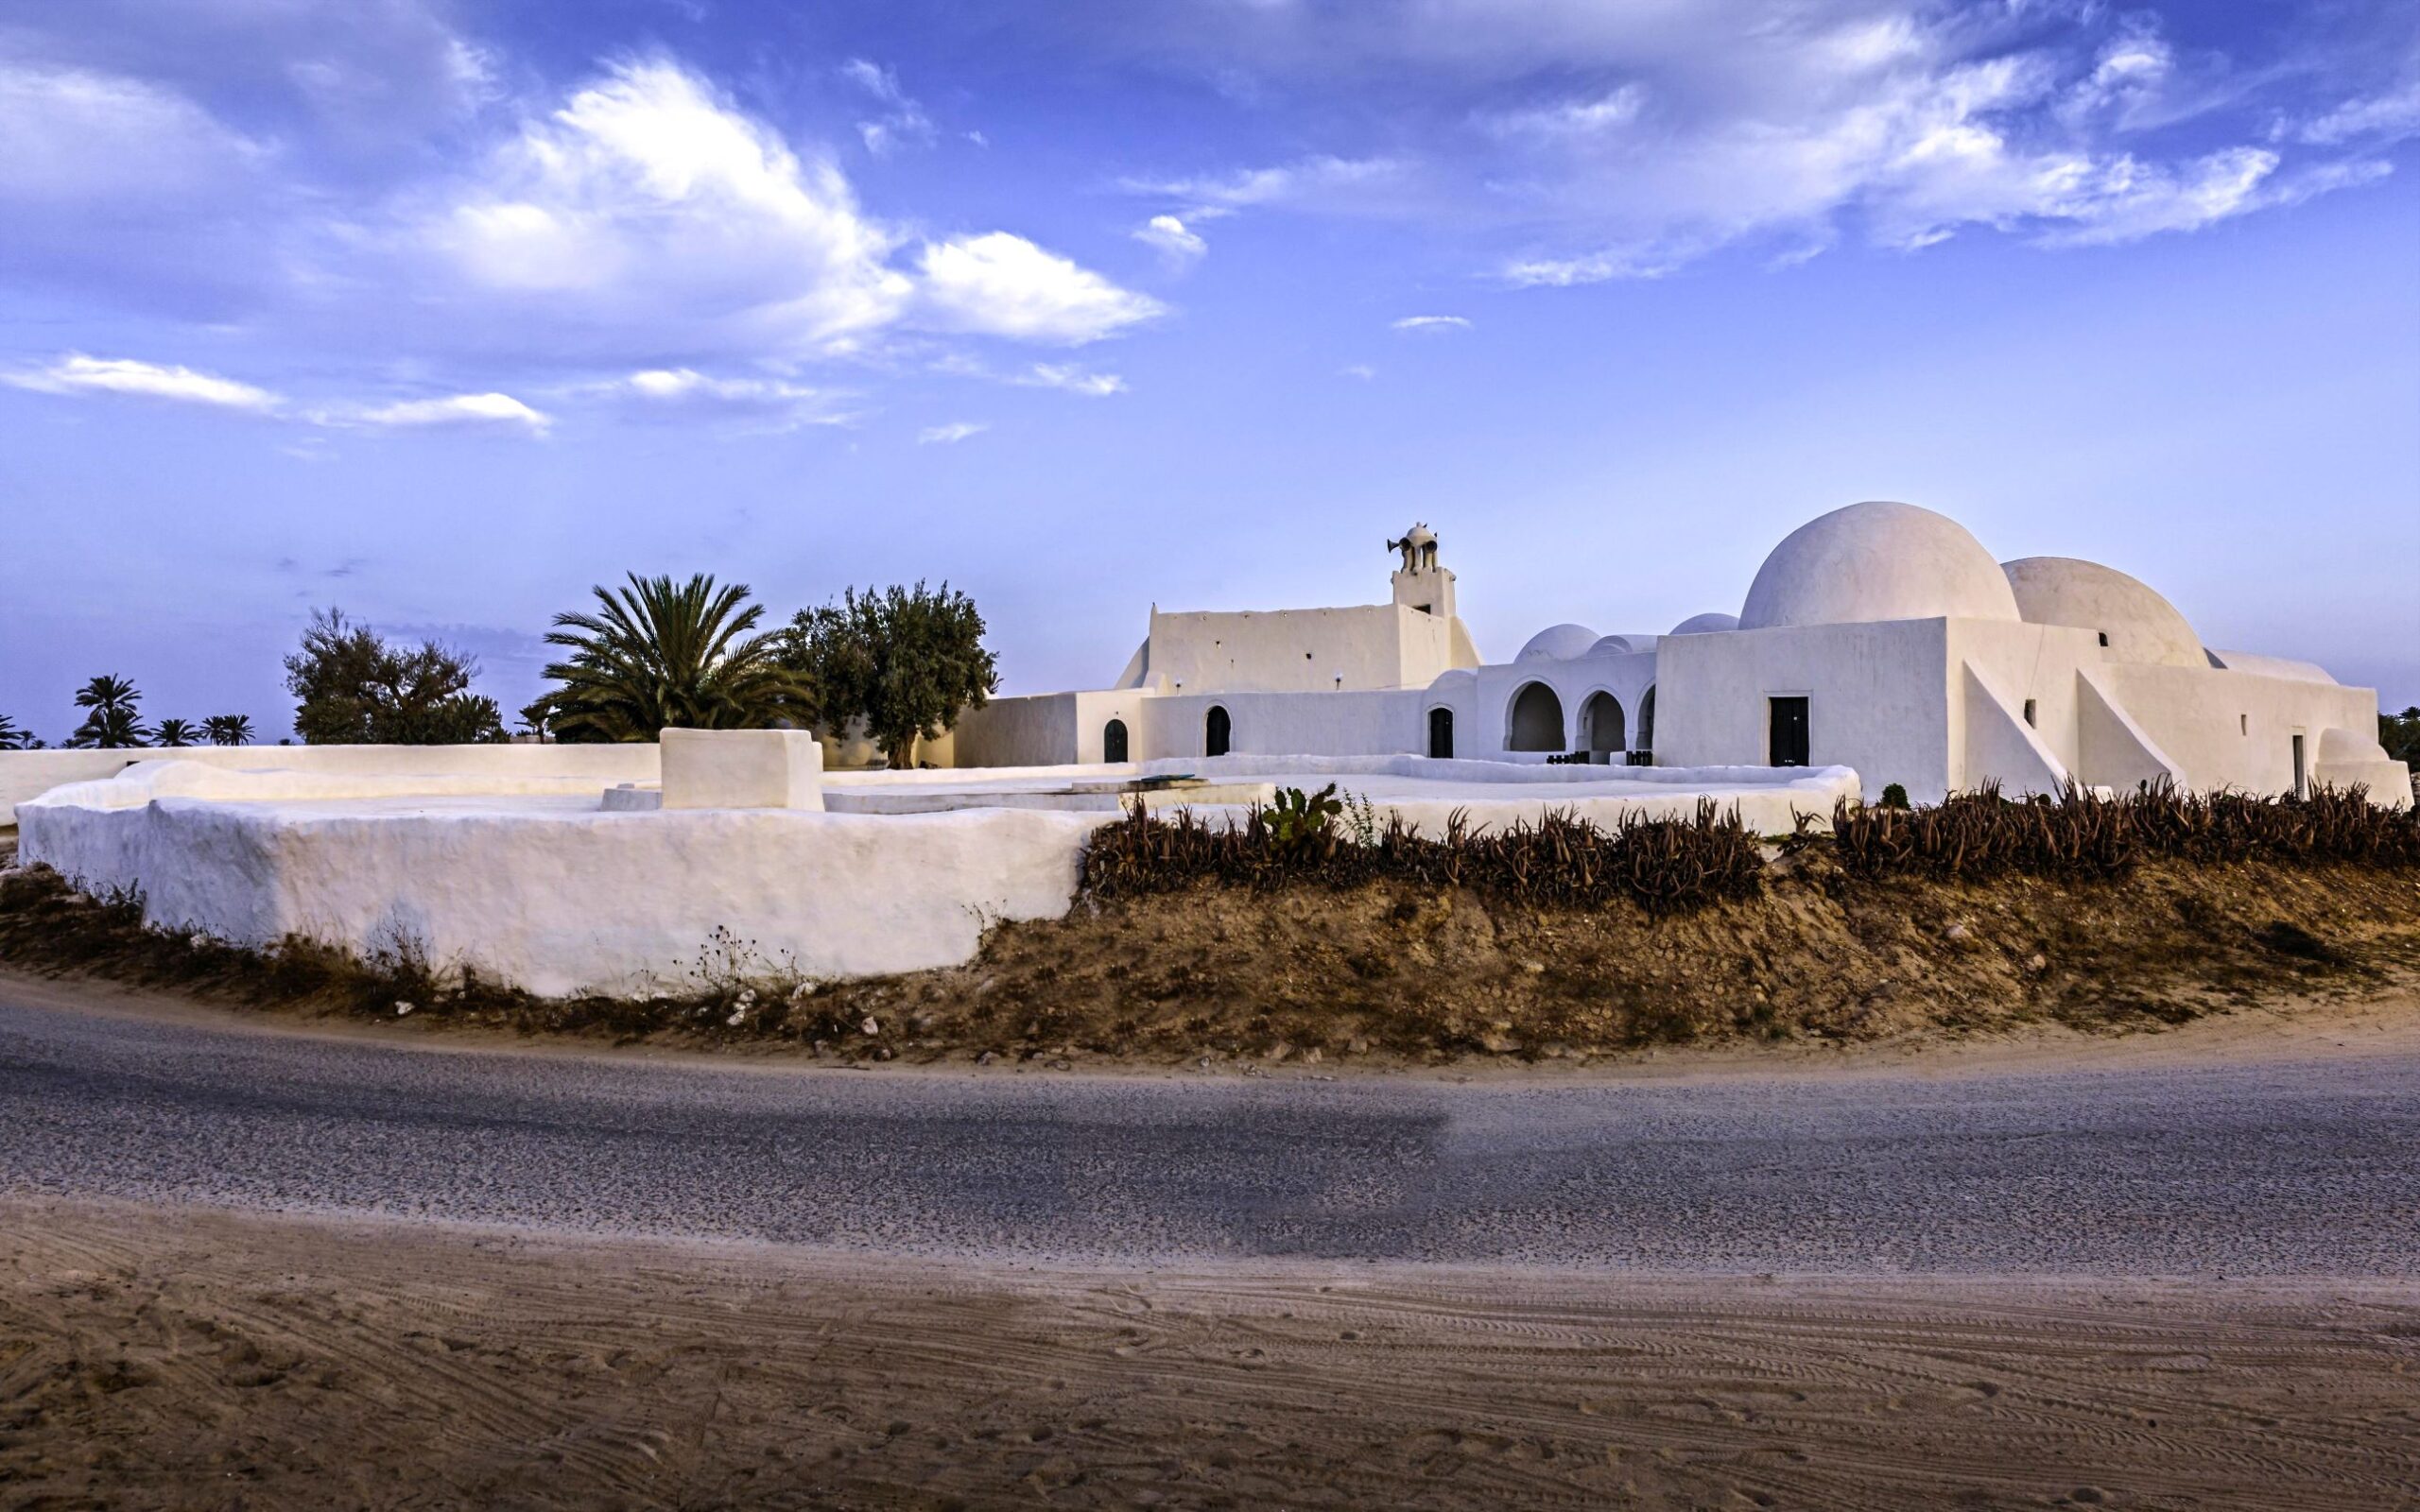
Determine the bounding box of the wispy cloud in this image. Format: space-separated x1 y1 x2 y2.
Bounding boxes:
917 421 987 444
339 392 553 434
841 58 936 157
3 353 279 410
1133 214 1208 266
1015 364 1127 397
1392 315 1471 333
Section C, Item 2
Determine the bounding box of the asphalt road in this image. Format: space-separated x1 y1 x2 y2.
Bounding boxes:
4 992 2416 1275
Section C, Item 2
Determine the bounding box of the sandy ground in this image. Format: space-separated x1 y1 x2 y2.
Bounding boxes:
2 1197 2414 1512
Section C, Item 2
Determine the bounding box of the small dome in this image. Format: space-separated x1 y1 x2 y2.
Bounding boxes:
1668 611 1738 636
1426 666 1478 692
1585 634 1641 657
2002 557 2202 667
1739 501 2020 630
1516 623 1600 662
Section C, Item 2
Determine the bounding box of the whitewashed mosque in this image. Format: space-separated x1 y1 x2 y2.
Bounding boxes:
11 497 2405 997
952 501 2409 807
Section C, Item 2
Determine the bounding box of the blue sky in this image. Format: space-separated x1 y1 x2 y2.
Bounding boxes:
3 0 2416 741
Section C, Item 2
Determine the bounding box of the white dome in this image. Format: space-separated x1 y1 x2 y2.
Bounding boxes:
1739 502 2021 630
1584 634 1650 657
1516 623 1600 662
2002 557 2202 668
1426 666 1478 692
1668 611 1738 636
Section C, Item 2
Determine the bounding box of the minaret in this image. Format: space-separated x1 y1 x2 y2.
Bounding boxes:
1389 523 1455 619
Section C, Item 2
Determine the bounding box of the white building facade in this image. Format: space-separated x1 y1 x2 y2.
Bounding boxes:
949 503 2410 808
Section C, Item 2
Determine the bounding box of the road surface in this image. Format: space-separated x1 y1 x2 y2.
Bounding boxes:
4 988 2415 1274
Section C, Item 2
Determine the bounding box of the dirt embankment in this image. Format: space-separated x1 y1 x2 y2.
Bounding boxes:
5 849 2417 1067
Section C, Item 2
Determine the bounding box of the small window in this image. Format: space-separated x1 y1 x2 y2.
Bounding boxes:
2022 698 2037 728
2097 631 2110 647
2239 714 2248 736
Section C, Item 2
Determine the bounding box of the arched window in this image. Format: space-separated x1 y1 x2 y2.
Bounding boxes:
1427 707 1454 759
1204 704 1231 757
1102 717 1129 764
1580 691 1625 756
1507 681 1564 752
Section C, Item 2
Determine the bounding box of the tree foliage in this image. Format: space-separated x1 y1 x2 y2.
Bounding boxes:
203 713 255 747
786 581 996 766
284 609 507 746
152 717 200 747
537 574 810 742
2383 707 2420 773
67 675 148 748
0 713 35 750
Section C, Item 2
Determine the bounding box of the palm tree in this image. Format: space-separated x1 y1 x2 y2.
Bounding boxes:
153 717 200 747
0 713 30 751
67 675 148 749
541 573 813 742
204 713 255 747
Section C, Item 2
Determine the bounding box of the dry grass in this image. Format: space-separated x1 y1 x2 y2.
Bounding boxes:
7 838 2417 1067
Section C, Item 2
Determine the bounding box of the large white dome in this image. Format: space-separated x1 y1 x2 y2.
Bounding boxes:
1739 502 2020 630
2002 557 2202 667
1516 623 1600 662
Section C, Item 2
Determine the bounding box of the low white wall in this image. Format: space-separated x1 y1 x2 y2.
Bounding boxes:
20 779 1104 997
2 743 659 828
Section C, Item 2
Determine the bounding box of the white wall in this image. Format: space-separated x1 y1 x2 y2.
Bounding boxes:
1653 621 1954 801
1135 689 1422 763
2097 661 2400 802
20 780 1106 997
3 743 659 829
1139 603 1472 695
1469 651 1660 757
948 693 1080 768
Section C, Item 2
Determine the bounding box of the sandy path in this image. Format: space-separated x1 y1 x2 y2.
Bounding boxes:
3 1198 2414 1511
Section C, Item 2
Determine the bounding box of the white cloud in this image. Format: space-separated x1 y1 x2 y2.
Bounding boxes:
2298 80 2420 146
1123 155 1405 215
1133 214 1208 266
1481 84 1647 140
2 352 560 436
604 367 855 425
842 58 937 157
418 60 912 354
1339 363 1376 380
917 232 1164 344
345 392 552 433
1114 6 2393 283
1392 314 1471 332
1016 364 1127 397
3 353 280 410
917 421 986 444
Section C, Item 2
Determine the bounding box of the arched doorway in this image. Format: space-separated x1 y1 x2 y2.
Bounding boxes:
1102 717 1128 764
1638 685 1655 753
1427 707 1454 759
1581 691 1625 758
1507 681 1564 752
1204 705 1231 758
